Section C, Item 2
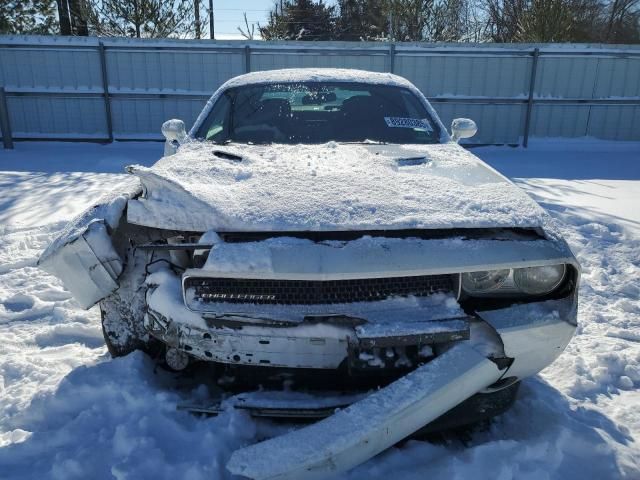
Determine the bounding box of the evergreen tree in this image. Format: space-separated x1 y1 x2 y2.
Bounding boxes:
87 0 196 38
335 0 388 40
259 0 337 40
0 0 58 35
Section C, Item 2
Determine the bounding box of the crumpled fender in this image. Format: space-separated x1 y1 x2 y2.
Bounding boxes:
125 165 225 231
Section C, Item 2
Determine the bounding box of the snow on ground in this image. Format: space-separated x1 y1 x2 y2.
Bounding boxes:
0 139 639 479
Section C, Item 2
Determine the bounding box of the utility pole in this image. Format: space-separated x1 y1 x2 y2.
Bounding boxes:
209 0 214 39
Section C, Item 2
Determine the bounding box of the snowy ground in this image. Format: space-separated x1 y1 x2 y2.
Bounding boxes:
0 139 639 479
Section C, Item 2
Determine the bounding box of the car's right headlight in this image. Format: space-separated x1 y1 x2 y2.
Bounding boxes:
462 264 567 297
513 264 566 295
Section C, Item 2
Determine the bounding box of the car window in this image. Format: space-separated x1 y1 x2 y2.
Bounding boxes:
203 93 231 141
196 82 440 145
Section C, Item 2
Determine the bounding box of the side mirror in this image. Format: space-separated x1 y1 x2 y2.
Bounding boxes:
162 119 187 156
451 118 477 143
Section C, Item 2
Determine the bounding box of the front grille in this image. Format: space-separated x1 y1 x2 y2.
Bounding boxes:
184 274 457 305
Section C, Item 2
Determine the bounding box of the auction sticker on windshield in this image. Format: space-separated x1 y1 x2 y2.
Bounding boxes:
384 117 433 131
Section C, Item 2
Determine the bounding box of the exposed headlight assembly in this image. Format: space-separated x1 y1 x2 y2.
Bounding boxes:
513 264 566 295
461 269 510 293
462 264 566 297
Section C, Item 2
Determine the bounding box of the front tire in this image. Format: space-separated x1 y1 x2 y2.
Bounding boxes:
100 301 149 357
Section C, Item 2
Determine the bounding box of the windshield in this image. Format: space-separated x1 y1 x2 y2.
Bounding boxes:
195 82 441 144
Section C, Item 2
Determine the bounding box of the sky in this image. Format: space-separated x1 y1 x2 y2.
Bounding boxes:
213 0 274 39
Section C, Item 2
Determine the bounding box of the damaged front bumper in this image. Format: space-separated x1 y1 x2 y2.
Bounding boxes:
144 267 577 388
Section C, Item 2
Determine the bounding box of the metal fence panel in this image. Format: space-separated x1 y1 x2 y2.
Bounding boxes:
0 47 102 92
593 57 640 98
534 56 598 99
0 36 639 145
395 54 532 98
110 97 205 139
7 96 107 138
530 105 590 138
587 105 640 140
105 49 245 94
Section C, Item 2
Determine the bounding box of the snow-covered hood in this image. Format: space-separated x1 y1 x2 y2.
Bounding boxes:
126 142 547 232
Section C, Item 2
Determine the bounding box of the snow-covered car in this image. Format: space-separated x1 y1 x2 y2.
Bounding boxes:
39 68 579 477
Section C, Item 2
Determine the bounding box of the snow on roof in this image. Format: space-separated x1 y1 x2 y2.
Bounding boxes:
219 68 415 90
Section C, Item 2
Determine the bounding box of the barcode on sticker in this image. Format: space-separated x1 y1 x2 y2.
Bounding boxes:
384 117 432 131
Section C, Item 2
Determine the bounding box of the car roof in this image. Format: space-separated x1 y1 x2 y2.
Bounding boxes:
220 68 416 90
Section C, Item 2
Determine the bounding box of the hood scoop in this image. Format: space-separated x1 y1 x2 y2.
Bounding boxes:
395 156 430 167
213 150 243 162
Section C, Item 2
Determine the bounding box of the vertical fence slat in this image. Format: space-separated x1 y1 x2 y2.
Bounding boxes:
522 47 540 148
388 43 396 73
245 45 251 73
98 42 114 142
0 87 13 149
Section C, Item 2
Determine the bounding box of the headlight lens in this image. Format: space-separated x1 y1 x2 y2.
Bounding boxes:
513 264 566 295
462 269 510 293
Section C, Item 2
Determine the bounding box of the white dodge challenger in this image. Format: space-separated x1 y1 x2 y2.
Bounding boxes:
39 68 579 479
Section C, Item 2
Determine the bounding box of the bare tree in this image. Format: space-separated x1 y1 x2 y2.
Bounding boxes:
605 0 640 42
55 0 72 34
194 0 201 38
516 0 573 41
483 0 526 41
238 12 256 40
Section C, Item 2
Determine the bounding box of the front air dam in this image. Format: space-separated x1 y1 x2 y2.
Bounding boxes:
226 343 504 480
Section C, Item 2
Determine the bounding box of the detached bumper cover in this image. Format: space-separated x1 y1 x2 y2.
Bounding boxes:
226 343 504 480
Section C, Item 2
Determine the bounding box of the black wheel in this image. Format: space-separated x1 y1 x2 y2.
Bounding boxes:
100 302 163 358
413 381 521 437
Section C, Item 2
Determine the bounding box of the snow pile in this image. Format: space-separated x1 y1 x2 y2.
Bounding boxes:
127 142 547 232
1 140 639 478
0 351 257 479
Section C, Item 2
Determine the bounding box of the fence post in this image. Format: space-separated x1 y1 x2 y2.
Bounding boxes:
388 43 396 73
522 47 540 148
0 87 13 149
245 45 251 73
98 42 114 142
